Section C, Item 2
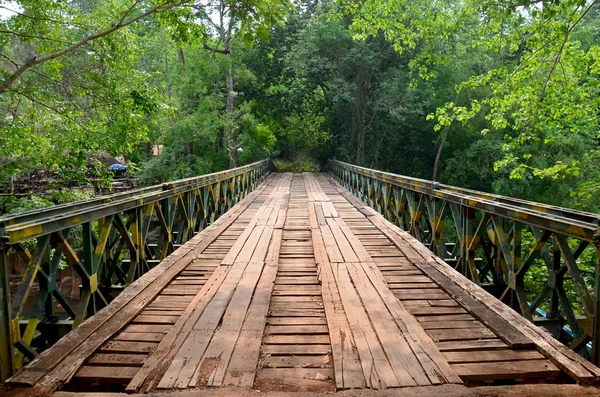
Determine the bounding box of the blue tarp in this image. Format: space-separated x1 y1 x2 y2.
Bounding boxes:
108 163 127 171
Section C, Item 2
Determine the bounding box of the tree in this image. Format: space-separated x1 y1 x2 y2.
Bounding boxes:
0 0 288 181
0 1 202 181
192 0 291 167
346 0 600 203
0 0 192 94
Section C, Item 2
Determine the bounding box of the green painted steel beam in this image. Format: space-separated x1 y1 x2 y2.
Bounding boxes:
0 159 272 382
0 246 15 382
330 159 597 224
328 160 599 242
1 160 272 244
1 160 271 228
328 158 600 365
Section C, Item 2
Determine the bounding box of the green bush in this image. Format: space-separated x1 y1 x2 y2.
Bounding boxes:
272 156 322 173
0 195 54 215
0 189 94 215
48 189 94 204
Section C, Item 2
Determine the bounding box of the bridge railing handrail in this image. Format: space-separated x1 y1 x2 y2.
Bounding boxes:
328 158 600 365
328 159 600 241
0 159 272 244
0 159 270 228
0 159 273 383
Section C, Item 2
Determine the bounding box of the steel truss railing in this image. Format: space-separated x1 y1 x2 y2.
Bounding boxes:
328 159 600 364
0 159 272 382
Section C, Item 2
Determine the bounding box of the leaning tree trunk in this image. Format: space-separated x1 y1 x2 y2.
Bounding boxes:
198 6 237 168
432 124 450 182
433 93 460 181
159 31 171 100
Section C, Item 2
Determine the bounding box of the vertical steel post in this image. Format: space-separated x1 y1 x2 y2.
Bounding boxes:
82 222 95 322
464 208 477 280
0 226 14 382
592 237 600 365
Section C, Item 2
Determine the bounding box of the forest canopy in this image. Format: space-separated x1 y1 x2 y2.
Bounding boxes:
1 0 599 211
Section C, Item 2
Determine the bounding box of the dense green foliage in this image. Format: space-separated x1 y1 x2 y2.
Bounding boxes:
346 0 600 210
0 189 93 214
1 0 599 213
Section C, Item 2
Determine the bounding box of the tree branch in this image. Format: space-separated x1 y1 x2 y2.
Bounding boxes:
538 0 598 100
0 53 19 69
0 0 192 95
10 89 94 133
202 42 230 54
0 30 71 44
118 0 142 25
433 92 460 181
233 110 247 121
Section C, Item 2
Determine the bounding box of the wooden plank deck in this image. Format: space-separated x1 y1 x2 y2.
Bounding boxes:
4 173 600 397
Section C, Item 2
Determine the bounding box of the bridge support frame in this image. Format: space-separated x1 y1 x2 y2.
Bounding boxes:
0 238 15 382
592 242 600 364
0 159 272 383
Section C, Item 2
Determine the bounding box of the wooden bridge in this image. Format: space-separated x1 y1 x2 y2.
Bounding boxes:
2 160 600 396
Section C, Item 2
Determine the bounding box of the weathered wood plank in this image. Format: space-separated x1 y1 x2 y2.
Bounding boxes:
196 256 269 386
358 261 462 385
125 265 231 392
332 262 397 389
73 366 139 384
267 325 329 334
255 368 335 392
158 264 251 387
436 340 508 352
86 353 147 367
208 175 290 387
113 332 164 343
263 335 330 345
427 328 497 342
262 345 332 355
326 218 359 263
223 188 288 382
267 317 327 326
263 355 332 368
98 341 157 354
345 262 423 386
315 230 364 389
451 360 562 381
320 223 344 263
222 261 279 387
132 315 179 324
443 350 545 364
157 178 291 390
333 217 371 261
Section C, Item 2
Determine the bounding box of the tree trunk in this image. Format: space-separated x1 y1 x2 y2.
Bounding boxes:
159 31 171 100
432 125 450 182
226 60 237 168
226 61 234 113
354 81 367 165
356 126 365 164
178 47 186 65
200 5 237 168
